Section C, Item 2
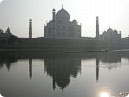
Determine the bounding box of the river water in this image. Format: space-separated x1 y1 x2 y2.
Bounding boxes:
0 51 129 97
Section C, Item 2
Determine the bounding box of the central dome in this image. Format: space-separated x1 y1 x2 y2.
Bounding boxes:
56 8 70 21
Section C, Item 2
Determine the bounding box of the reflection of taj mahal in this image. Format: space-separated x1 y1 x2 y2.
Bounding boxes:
44 7 81 38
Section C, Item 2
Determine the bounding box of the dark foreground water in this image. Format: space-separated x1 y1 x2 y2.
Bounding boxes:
0 51 129 97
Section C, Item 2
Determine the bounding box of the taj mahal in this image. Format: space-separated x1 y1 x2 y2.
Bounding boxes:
44 7 81 38
27 6 121 41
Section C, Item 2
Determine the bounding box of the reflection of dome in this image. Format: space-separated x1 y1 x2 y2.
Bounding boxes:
56 8 70 21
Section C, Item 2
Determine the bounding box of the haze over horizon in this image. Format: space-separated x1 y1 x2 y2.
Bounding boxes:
0 0 129 38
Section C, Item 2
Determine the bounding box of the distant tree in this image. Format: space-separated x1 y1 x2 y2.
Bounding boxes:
0 29 4 33
0 40 7 45
6 27 12 34
8 35 18 44
0 27 18 45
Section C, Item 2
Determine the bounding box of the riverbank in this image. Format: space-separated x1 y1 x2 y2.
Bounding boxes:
0 48 108 53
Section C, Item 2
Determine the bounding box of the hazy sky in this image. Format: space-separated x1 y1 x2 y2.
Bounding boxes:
0 0 129 38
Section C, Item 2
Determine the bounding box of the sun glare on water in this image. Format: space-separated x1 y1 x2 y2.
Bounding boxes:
0 93 3 97
100 92 110 97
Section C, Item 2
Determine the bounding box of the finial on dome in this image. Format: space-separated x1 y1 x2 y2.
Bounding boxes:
62 4 63 9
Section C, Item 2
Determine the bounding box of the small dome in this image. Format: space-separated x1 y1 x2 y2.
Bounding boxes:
29 19 32 22
53 8 56 12
72 19 77 24
107 28 113 32
56 8 70 21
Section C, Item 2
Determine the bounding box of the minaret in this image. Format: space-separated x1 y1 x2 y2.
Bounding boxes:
29 19 32 38
52 9 56 37
96 16 99 39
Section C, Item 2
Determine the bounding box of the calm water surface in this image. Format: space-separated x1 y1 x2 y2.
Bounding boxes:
0 51 129 97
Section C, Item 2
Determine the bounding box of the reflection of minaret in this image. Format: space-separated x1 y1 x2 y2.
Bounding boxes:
96 16 99 39
96 56 100 82
6 63 11 71
29 19 32 38
29 58 32 79
53 75 56 90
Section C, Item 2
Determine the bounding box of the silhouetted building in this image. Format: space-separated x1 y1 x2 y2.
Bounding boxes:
96 16 99 39
44 7 81 39
29 19 32 38
99 28 121 41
